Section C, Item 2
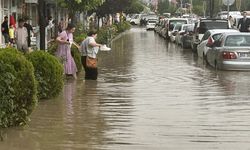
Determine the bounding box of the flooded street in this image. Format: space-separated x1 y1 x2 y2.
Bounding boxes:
1 27 250 150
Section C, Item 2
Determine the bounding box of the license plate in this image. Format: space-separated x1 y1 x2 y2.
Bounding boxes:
239 52 250 58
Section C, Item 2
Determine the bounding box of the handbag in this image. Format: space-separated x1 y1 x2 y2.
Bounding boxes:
86 56 97 68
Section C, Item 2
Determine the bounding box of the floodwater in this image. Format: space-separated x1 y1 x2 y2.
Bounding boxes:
1 27 250 150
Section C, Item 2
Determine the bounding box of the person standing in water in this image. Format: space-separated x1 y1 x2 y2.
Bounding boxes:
56 24 77 79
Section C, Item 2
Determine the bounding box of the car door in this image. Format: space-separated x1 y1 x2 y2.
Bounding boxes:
209 36 224 68
197 31 211 58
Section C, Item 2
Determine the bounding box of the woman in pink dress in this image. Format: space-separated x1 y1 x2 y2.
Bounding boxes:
56 24 77 79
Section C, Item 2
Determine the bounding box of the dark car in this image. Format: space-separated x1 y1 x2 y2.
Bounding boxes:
191 19 231 52
175 24 194 48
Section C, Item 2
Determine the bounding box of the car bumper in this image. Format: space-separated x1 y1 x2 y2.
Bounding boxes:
221 61 250 70
146 25 155 30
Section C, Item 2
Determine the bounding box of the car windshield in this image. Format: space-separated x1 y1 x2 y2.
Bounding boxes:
183 25 193 31
199 21 229 34
225 35 250 47
148 20 157 23
169 20 187 30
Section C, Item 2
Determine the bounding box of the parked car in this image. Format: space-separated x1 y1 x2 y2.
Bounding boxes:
130 14 141 25
197 29 239 59
175 24 194 47
155 19 166 33
170 23 182 42
146 19 158 30
159 19 168 38
206 32 250 70
191 19 231 52
166 18 189 39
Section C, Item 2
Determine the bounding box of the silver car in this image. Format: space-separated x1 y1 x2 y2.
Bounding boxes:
206 32 250 70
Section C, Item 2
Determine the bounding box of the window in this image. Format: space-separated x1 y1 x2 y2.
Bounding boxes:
225 35 250 46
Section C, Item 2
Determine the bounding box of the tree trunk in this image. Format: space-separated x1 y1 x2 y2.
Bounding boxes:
38 0 46 50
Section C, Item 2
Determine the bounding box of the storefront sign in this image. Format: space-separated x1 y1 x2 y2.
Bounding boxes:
25 0 38 3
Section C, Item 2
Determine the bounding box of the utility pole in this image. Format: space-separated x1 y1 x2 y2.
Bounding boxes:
38 0 46 50
190 0 193 14
209 0 214 18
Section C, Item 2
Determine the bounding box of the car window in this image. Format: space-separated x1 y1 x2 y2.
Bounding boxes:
225 35 250 46
148 20 157 23
199 21 229 34
169 20 187 30
201 31 211 41
212 33 222 41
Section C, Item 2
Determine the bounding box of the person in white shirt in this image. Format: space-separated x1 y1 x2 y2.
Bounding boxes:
15 18 28 53
80 30 102 80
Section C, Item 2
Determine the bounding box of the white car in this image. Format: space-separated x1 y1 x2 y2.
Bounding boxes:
130 14 141 25
146 19 158 30
197 29 239 59
170 23 182 42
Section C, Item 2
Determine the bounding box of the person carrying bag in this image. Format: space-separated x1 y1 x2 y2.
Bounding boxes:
80 30 102 80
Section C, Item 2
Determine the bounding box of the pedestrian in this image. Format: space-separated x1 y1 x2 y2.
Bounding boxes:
229 15 235 28
15 18 28 53
237 12 250 32
56 23 77 79
24 18 34 49
9 24 15 46
1 16 10 46
80 30 102 80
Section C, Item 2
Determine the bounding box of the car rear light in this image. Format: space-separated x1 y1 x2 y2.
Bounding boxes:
222 51 237 59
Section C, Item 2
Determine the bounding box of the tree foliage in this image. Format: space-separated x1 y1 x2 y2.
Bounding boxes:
58 0 103 12
96 0 135 17
158 0 170 15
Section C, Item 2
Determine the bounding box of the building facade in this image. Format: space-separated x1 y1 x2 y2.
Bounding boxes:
0 0 68 48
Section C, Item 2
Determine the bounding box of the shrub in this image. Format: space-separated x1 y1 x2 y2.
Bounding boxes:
71 45 82 73
97 26 117 44
0 48 37 128
27 51 64 99
115 21 131 33
47 41 58 55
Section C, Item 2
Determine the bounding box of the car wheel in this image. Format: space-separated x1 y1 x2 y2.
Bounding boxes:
192 44 197 53
214 60 218 71
203 53 208 66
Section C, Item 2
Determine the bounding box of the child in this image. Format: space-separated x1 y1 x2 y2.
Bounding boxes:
9 24 15 46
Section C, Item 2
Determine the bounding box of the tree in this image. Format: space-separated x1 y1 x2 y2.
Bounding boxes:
38 0 46 50
57 0 104 23
125 0 144 14
158 0 170 15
